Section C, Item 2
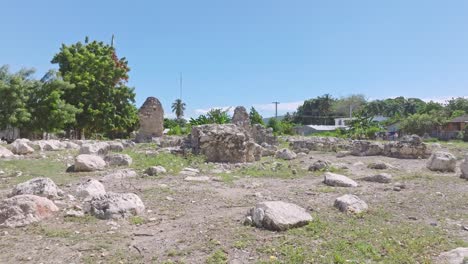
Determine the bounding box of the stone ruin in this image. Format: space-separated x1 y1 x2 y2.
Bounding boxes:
136 97 164 143
231 106 250 130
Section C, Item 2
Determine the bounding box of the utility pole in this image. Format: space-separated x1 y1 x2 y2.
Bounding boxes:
179 72 183 100
272 101 280 119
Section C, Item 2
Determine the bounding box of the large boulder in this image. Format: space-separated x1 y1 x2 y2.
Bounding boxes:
426 151 457 172
74 154 106 172
189 124 262 163
145 166 167 176
10 139 34 155
231 106 250 130
250 124 278 146
0 146 14 158
334 194 368 214
79 142 110 156
30 140 66 151
246 201 312 231
0 195 59 227
10 178 63 199
104 153 133 166
351 141 384 156
75 179 106 199
461 155 468 180
84 192 145 219
275 148 297 160
136 97 164 142
435 247 468 264
323 172 358 187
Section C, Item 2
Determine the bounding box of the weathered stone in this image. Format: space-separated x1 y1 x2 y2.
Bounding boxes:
74 154 106 172
64 141 80 149
260 143 277 157
308 160 331 171
290 136 350 153
323 172 358 187
145 166 167 176
427 151 457 172
362 173 392 183
101 169 138 182
275 148 297 160
367 162 389 170
10 178 63 199
84 192 145 219
10 139 34 155
435 247 468 264
334 194 368 214
136 97 164 142
184 176 210 182
189 124 262 163
180 167 200 176
247 201 312 231
76 179 106 199
0 195 59 227
461 155 468 180
383 137 431 159
250 124 278 146
79 142 110 156
108 142 124 152
0 146 14 158
351 141 384 156
104 153 132 166
232 106 250 130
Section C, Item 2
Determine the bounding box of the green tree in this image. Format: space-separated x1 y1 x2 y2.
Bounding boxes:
333 94 367 117
0 66 34 131
249 107 264 125
189 108 231 125
171 99 186 119
51 38 138 138
293 94 336 125
27 71 80 135
399 113 447 136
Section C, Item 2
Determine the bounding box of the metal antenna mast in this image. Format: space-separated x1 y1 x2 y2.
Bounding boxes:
272 101 280 119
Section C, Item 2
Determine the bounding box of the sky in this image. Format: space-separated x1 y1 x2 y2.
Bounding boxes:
1 0 468 118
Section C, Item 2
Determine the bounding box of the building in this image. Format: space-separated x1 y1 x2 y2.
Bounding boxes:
432 114 468 140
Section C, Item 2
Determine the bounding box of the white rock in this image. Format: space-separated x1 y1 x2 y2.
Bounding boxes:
75 179 106 199
108 142 124 152
460 155 468 180
104 153 132 166
74 154 106 172
436 247 468 264
145 166 167 176
10 139 34 155
426 151 457 172
334 194 368 214
275 149 297 160
65 209 84 217
362 173 392 183
323 172 358 187
10 177 63 199
184 176 210 182
65 141 80 149
84 192 145 219
101 169 138 182
0 195 59 227
180 168 199 176
0 146 14 158
79 142 110 156
247 201 312 231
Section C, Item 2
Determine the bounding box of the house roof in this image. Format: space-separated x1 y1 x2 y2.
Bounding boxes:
450 114 468 123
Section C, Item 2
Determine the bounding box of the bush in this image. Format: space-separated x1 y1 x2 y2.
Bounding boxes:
267 118 295 135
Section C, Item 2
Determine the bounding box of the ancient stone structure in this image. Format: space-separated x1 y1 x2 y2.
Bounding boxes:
250 124 278 146
136 97 164 143
231 106 250 130
189 124 262 163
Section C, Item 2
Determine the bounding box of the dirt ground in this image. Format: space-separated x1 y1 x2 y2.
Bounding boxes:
0 141 467 264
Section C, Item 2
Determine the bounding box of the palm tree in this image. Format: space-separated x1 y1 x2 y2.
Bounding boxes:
171 99 186 119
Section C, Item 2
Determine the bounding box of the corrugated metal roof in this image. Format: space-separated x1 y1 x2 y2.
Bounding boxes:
450 114 468 123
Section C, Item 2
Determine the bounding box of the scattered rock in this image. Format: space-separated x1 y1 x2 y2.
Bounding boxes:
336 151 350 158
145 166 167 176
0 146 14 158
84 192 145 219
180 167 200 176
10 139 34 155
101 169 138 182
426 151 457 172
323 172 358 187
108 142 124 152
362 173 392 183
460 155 468 180
65 209 85 218
79 142 110 156
367 162 389 170
308 160 331 171
0 195 59 227
246 201 312 231
184 176 210 182
9 177 64 199
275 148 297 160
104 153 133 166
76 179 106 199
334 194 368 214
74 154 106 172
435 247 468 264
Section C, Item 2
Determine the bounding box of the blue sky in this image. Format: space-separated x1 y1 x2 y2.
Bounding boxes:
1 0 468 118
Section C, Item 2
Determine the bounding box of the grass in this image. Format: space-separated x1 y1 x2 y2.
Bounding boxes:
206 249 228 264
221 157 308 179
123 150 208 174
253 210 468 263
129 215 146 225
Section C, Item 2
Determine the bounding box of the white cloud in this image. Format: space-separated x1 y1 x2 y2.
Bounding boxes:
420 96 468 104
194 106 235 115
